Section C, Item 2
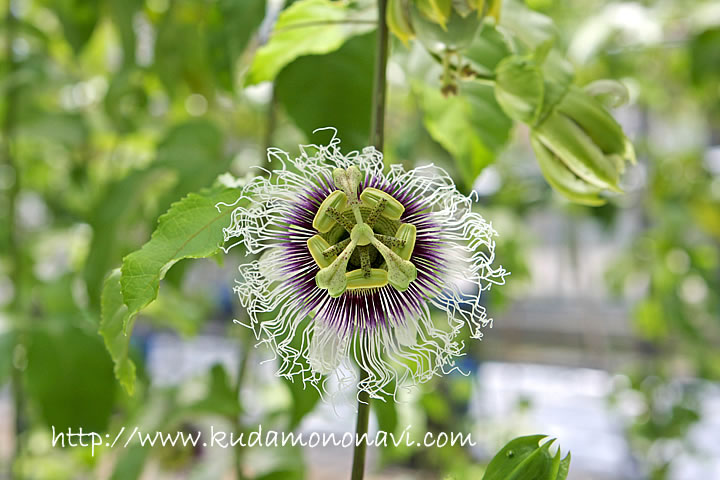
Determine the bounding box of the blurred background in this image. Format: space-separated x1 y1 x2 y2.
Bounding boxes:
1 0 720 479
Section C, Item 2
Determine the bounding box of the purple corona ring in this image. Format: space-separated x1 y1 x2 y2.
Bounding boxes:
222 130 508 399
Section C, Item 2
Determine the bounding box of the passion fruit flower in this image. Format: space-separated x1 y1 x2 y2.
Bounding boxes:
222 131 508 399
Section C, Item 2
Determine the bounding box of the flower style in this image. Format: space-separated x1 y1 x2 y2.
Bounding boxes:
223 130 508 400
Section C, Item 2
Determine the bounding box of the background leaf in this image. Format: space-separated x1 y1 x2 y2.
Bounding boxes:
416 80 512 190
25 324 117 432
246 0 374 85
275 33 376 151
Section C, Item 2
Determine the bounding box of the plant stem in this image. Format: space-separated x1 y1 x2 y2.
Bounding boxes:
351 1 389 479
369 0 389 152
350 369 371 480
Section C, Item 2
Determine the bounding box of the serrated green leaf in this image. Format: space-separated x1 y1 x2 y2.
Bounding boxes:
246 0 374 85
120 185 241 327
482 435 571 480
275 32 376 151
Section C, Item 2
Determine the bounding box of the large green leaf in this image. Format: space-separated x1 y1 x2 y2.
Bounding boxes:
84 168 176 308
415 80 512 190
246 0 374 85
85 120 227 307
25 324 117 432
482 435 571 480
120 185 240 319
101 186 241 394
275 33 376 151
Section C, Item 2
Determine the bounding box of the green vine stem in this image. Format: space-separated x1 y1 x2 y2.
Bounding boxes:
351 0 389 478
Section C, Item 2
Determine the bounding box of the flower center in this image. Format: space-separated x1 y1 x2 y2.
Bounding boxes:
307 167 418 298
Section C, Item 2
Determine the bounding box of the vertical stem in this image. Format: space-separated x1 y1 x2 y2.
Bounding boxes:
350 369 371 480
351 1 389 479
4 1 25 478
369 0 389 152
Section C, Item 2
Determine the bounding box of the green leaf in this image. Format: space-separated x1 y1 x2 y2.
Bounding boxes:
25 324 116 432
84 168 176 308
415 80 512 190
482 435 571 480
45 0 101 54
246 0 374 85
100 269 137 395
120 185 240 322
275 32 376 151
464 24 512 76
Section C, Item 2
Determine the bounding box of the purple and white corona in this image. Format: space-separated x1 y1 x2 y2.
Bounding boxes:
223 130 508 399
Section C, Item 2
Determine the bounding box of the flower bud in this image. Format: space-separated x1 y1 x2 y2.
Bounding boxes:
493 54 635 205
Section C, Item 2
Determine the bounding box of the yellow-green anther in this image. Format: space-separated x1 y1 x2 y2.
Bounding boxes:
307 235 336 268
366 197 387 228
326 207 355 233
333 167 364 224
313 190 347 233
316 238 358 297
346 268 389 291
393 223 417 260
370 236 417 292
323 238 351 258
360 188 405 220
